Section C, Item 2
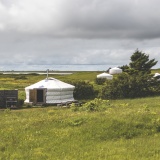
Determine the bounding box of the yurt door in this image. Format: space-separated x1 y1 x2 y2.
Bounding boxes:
29 89 46 104
36 89 46 103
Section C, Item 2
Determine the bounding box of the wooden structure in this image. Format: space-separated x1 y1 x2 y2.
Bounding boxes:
0 90 18 108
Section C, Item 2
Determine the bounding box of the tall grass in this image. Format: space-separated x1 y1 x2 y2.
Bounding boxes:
0 72 160 159
1 96 160 159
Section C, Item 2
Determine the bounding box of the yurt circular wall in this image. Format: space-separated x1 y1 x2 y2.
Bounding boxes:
46 88 75 103
109 67 122 75
97 73 113 80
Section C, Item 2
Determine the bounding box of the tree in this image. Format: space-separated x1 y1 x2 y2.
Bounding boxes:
101 72 160 99
101 50 159 99
120 65 130 72
129 49 158 74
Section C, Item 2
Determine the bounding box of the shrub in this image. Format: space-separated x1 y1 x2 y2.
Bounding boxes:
100 72 160 99
70 103 80 112
17 99 24 107
95 78 106 85
71 81 97 100
71 98 110 112
26 104 32 108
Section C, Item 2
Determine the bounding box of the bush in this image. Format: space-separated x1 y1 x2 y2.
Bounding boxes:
17 99 24 107
100 72 160 99
26 104 32 108
71 98 110 112
95 78 106 85
71 81 97 100
81 98 110 112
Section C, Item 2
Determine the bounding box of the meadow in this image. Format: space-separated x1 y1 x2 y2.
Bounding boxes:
0 70 160 159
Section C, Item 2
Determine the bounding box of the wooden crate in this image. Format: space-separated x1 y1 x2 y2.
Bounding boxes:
0 90 18 108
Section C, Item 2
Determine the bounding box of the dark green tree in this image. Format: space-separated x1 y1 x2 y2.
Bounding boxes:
129 49 158 74
120 65 130 72
101 72 160 99
101 50 159 99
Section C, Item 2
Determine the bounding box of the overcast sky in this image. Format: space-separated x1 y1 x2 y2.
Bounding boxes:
0 0 160 70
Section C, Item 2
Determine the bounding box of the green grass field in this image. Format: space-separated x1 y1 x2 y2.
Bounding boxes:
0 70 160 159
1 97 160 159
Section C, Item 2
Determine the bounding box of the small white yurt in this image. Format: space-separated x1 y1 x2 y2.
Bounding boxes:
153 73 160 81
97 72 113 80
153 73 160 78
109 67 122 75
25 77 75 104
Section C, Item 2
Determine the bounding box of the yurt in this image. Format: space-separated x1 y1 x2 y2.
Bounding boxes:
25 77 75 104
153 73 160 81
109 67 122 75
153 73 160 78
97 72 113 80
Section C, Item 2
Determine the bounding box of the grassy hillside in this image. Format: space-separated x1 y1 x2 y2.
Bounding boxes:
1 96 160 159
0 71 160 159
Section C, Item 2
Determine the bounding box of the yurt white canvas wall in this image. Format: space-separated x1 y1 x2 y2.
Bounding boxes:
109 67 122 75
153 73 160 81
153 73 160 78
25 78 75 104
97 73 113 80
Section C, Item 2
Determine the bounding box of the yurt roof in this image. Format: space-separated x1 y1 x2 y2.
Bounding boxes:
25 77 75 90
109 67 122 74
97 72 113 78
110 67 122 70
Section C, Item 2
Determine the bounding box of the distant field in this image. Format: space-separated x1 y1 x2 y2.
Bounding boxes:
151 69 160 74
0 69 159 100
0 71 101 100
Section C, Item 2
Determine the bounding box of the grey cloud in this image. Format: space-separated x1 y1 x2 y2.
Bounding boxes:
0 0 160 70
1 0 160 39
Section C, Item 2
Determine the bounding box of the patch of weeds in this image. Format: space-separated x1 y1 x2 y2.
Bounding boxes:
26 104 32 108
14 75 27 80
0 146 6 152
4 108 11 114
152 118 160 132
48 110 55 115
69 117 87 127
71 98 110 112
70 103 80 112
98 118 155 141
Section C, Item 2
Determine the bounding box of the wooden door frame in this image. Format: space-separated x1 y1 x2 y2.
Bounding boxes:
29 88 46 104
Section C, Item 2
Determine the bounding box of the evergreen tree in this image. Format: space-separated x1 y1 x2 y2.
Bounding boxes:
102 50 159 99
129 49 157 73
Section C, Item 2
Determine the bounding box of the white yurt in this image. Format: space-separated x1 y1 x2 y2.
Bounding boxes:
97 72 113 80
153 73 160 78
109 67 122 75
153 73 160 81
25 77 75 104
